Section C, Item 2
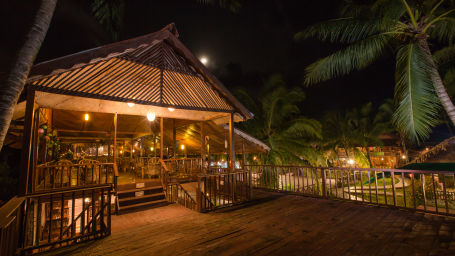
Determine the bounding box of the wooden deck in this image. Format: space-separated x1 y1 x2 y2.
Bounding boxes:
42 190 455 256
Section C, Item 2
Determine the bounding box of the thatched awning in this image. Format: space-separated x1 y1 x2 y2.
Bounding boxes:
25 24 253 121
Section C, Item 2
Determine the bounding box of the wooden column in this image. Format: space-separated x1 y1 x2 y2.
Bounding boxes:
160 117 164 160
242 139 246 169
200 122 205 171
229 113 235 172
113 113 118 164
172 119 177 157
31 108 40 193
19 87 36 196
130 140 133 159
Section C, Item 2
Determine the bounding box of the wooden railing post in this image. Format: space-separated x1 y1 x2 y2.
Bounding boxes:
321 167 327 198
197 176 202 212
248 166 252 200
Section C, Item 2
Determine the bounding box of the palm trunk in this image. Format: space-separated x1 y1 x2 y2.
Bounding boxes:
0 0 57 151
420 39 455 126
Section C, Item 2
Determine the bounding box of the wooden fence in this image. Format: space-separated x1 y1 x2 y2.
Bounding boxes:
0 185 113 255
245 165 455 216
35 163 115 191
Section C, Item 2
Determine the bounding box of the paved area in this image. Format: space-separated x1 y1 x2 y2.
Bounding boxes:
42 190 455 256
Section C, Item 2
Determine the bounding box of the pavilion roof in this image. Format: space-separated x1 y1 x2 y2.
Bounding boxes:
26 24 253 119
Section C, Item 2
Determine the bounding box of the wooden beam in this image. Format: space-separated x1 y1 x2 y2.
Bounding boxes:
31 108 40 193
242 139 246 169
229 113 235 172
19 87 35 196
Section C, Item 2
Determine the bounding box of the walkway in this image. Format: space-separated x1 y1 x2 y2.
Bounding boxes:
42 190 455 256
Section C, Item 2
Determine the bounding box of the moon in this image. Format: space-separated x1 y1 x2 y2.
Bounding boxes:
200 57 208 65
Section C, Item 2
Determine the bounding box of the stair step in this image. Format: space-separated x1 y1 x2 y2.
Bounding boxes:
119 192 165 202
118 199 169 213
118 186 162 194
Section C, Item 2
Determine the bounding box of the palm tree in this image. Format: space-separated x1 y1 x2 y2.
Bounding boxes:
236 74 323 165
0 0 57 151
319 102 393 167
298 0 455 144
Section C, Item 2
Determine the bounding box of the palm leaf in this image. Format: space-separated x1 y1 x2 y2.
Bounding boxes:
392 43 441 143
428 17 455 44
304 33 391 85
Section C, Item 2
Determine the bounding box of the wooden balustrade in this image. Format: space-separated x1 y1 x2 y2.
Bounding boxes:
197 171 251 212
35 163 115 191
0 185 113 255
0 197 25 256
161 158 202 177
166 183 198 211
245 165 455 216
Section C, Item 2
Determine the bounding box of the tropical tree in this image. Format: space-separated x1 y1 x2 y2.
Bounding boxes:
319 102 393 167
236 74 323 165
298 0 455 144
0 0 57 151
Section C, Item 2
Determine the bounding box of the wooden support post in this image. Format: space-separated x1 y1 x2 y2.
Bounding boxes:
200 121 205 172
172 119 177 158
229 113 235 172
113 113 118 165
19 87 36 196
31 108 40 193
95 142 99 160
242 139 246 169
130 140 133 159
160 117 164 160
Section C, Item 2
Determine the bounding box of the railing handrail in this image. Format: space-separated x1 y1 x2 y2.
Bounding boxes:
161 157 202 162
26 184 113 197
244 164 455 175
0 196 25 228
159 159 169 172
36 162 114 169
198 170 249 177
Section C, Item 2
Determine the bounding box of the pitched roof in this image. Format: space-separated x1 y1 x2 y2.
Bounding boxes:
27 24 253 119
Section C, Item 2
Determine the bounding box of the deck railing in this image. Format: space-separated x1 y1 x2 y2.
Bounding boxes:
166 183 198 211
197 171 251 212
0 185 113 256
35 163 115 191
0 197 25 256
161 158 202 177
245 165 455 216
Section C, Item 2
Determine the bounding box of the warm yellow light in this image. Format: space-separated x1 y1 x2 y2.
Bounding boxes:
147 112 156 121
200 57 208 65
84 113 89 121
401 155 407 159
120 150 123 154
127 102 135 107
348 159 355 165
253 156 257 161
168 107 175 112
84 198 91 203
132 149 135 153
150 147 154 151
181 144 185 150
381 157 384 161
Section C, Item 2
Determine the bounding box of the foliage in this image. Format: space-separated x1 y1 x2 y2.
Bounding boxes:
299 0 455 144
236 74 323 166
319 102 393 167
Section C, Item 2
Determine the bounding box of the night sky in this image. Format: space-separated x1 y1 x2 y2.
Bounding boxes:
2 0 396 118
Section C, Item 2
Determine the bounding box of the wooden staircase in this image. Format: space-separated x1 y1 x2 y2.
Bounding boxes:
117 181 169 214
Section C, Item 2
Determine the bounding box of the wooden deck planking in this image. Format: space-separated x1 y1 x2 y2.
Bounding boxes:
42 190 455 256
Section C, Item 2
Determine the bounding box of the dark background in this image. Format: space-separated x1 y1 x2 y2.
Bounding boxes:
0 0 396 118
